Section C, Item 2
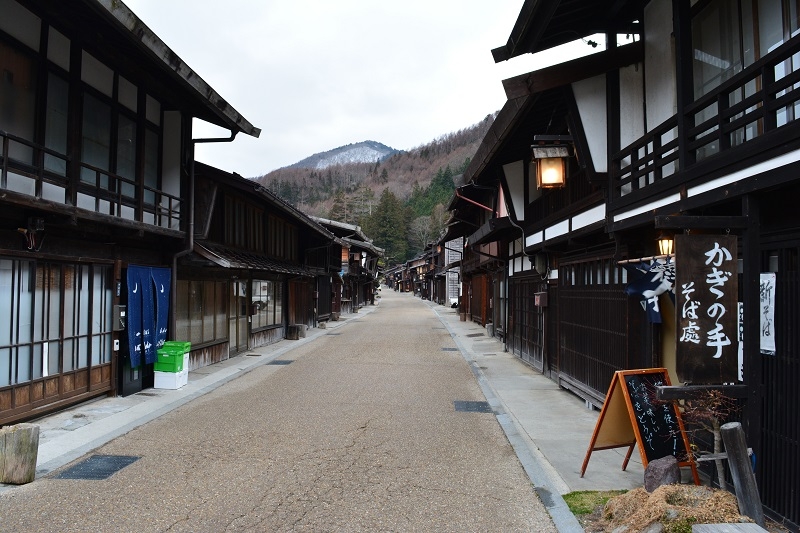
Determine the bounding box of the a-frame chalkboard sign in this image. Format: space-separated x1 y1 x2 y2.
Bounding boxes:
580 368 699 484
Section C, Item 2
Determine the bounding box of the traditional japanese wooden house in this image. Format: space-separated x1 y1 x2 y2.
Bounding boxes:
424 238 463 307
171 163 339 380
383 264 402 292
310 217 383 314
441 236 463 308
473 0 800 526
0 0 263 419
404 254 428 299
444 181 509 332
426 242 448 306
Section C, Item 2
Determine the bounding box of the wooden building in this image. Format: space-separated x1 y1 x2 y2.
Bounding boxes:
444 181 511 334
0 0 345 420
310 218 383 314
423 237 463 307
136 163 338 395
383 264 402 292
453 0 800 527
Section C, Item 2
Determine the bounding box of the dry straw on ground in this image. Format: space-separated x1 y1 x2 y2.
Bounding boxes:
597 484 749 532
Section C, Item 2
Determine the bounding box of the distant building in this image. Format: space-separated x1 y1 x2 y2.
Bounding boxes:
310 217 383 314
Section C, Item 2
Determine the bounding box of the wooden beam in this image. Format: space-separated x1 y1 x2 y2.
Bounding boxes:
502 40 643 99
695 448 753 462
656 384 749 400
492 0 561 63
721 422 766 527
655 215 749 230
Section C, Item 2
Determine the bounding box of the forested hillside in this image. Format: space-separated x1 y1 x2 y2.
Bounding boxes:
254 112 496 263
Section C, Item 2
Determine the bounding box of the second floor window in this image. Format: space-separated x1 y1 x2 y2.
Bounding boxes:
1 3 176 227
693 0 800 99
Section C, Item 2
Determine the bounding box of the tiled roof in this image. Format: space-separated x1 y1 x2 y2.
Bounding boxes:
195 242 312 277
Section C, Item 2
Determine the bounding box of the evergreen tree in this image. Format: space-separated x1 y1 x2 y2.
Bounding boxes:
351 185 375 225
328 190 347 222
362 189 408 264
429 203 449 242
405 166 456 219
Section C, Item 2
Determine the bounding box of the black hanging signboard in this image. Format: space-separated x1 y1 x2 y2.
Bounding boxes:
581 368 699 484
674 234 738 384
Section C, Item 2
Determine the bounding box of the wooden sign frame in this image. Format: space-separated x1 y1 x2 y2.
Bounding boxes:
580 368 699 484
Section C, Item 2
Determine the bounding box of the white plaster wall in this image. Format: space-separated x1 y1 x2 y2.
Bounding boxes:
620 64 645 150
82 51 114 98
644 0 677 131
572 76 608 173
502 160 525 222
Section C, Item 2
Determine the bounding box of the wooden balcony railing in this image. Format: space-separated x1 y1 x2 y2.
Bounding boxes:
611 33 800 208
1 130 182 230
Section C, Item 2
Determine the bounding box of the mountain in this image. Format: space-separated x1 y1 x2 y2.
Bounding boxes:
254 113 497 219
289 141 399 170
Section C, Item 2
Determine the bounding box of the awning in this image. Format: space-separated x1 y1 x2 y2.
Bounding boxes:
194 242 312 277
467 217 518 246
441 219 477 242
342 237 384 257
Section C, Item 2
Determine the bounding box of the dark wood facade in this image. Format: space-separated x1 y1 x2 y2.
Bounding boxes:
0 0 257 422
310 217 383 316
0 0 336 423
176 164 338 368
452 0 800 527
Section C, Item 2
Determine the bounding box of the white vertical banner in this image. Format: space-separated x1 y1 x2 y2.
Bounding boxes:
760 273 776 355
737 302 743 381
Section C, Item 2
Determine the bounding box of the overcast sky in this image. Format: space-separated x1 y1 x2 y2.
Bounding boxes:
123 1 593 178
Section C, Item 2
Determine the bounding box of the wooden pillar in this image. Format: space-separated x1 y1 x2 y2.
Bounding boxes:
741 195 762 460
673 0 696 169
0 423 40 484
721 422 765 527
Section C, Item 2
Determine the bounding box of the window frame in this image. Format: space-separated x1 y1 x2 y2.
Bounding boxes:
251 279 284 331
0 258 113 388
175 278 229 348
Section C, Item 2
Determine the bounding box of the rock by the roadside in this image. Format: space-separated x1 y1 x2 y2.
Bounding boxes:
644 455 680 492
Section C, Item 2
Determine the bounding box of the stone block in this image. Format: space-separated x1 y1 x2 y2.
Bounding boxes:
644 455 680 492
286 324 301 340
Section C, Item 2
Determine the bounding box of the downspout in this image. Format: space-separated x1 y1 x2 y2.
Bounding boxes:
498 184 537 353
455 187 496 216
170 129 238 336
460 180 537 337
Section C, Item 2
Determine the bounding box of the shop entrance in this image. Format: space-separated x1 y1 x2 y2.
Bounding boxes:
229 280 249 354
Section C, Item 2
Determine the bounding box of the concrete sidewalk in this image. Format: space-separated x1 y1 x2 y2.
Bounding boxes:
426 300 646 494
3 291 648 531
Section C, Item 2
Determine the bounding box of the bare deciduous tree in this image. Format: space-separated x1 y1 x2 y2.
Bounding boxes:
408 215 432 253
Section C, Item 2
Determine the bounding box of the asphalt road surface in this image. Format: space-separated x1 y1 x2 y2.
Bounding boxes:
0 290 556 532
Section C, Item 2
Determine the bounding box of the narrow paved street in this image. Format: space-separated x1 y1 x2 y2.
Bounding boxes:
0 290 555 532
